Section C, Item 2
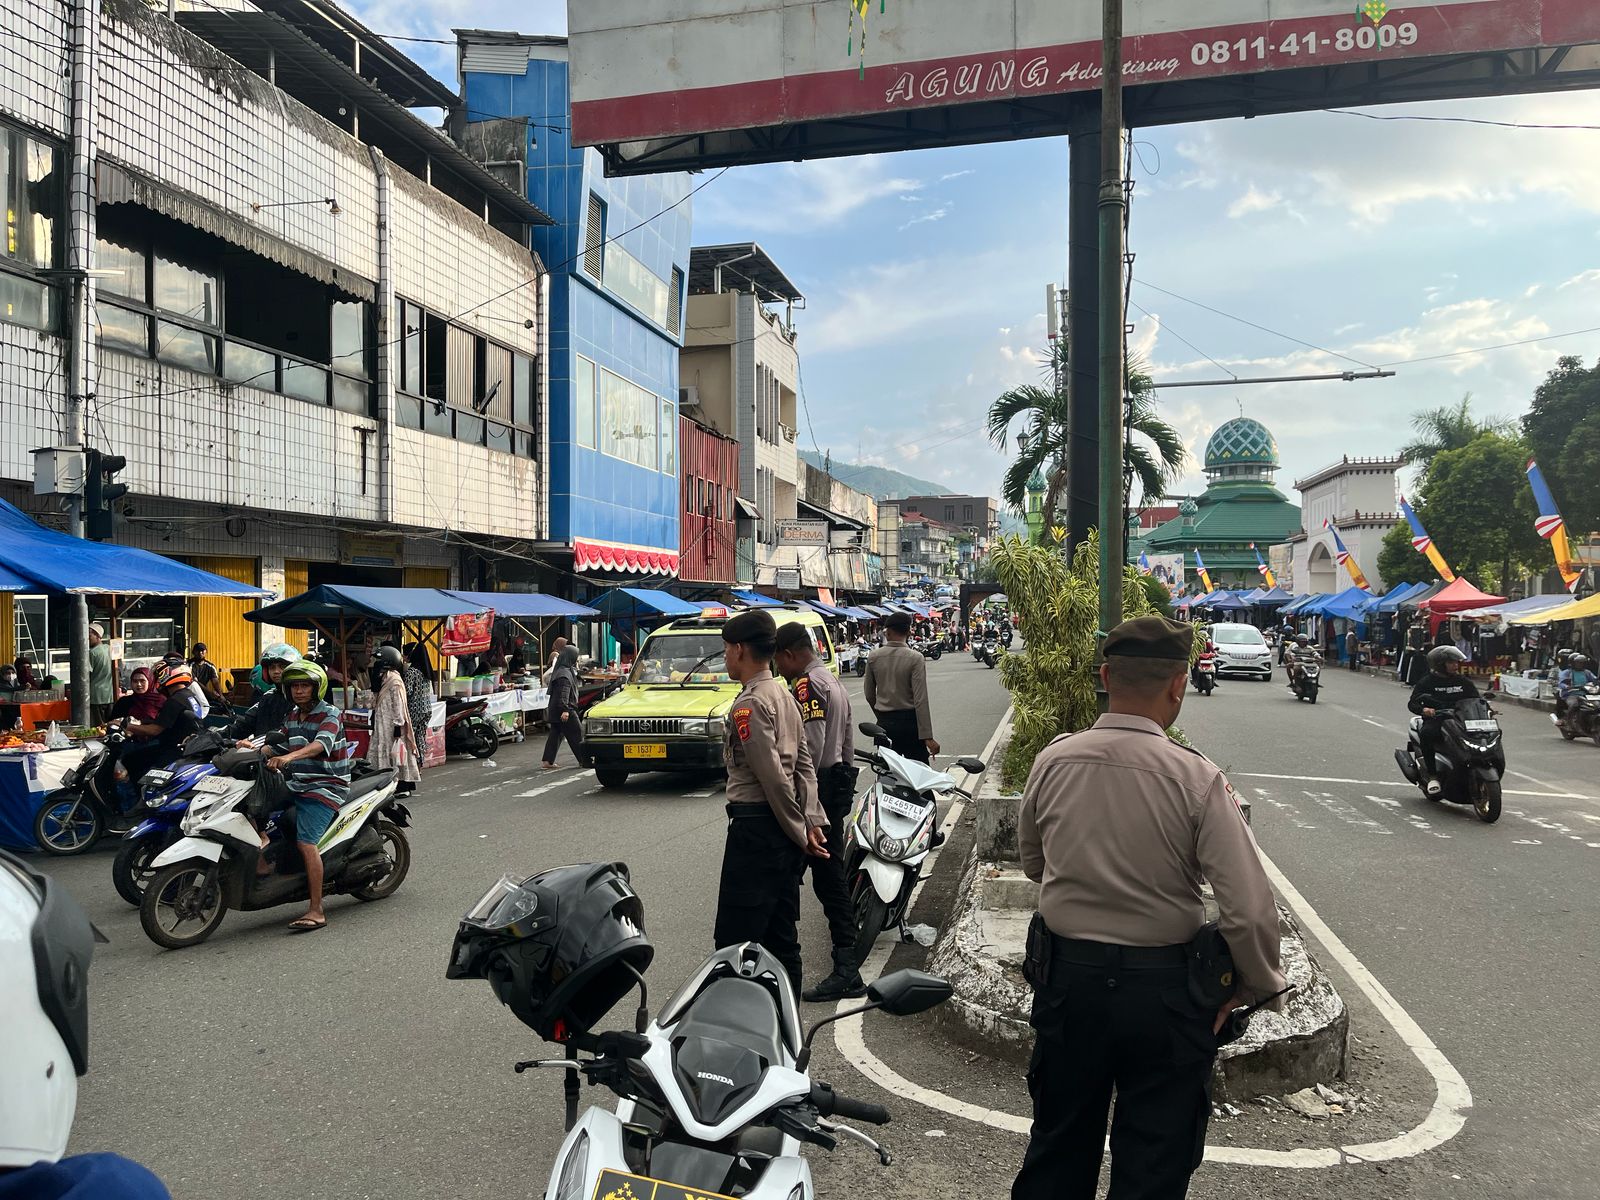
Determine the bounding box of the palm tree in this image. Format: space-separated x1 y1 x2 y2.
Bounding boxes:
1399 394 1515 477
988 345 1186 530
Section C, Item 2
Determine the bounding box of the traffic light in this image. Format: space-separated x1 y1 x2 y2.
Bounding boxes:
84 447 128 541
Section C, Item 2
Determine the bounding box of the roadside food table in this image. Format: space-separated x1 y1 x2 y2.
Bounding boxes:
0 745 88 851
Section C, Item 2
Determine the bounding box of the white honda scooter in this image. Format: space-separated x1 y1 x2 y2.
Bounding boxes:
845 723 984 969
138 741 411 948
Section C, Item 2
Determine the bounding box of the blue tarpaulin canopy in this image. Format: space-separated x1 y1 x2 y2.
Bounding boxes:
801 599 850 619
1321 586 1378 621
842 606 878 621
441 590 599 620
587 588 703 621
0 498 271 598
1251 585 1297 607
1374 581 1430 614
1210 591 1252 611
1281 593 1328 616
245 585 486 629
729 589 784 609
1239 586 1267 603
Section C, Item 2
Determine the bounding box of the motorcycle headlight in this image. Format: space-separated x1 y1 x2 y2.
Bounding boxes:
554 1130 589 1200
876 833 908 861
681 718 708 737
146 791 170 809
584 718 611 737
708 718 725 740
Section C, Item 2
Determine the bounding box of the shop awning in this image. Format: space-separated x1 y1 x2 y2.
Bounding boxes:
1419 577 1507 615
1396 580 1446 610
0 499 272 598
800 599 848 619
0 562 40 591
1373 582 1426 614
1321 587 1379 621
734 496 761 520
574 537 680 578
1507 591 1600 625
587 588 703 621
729 589 784 608
441 590 600 620
1455 594 1574 621
1252 585 1298 607
1281 593 1328 616
842 606 878 621
245 585 485 628
1209 592 1251 612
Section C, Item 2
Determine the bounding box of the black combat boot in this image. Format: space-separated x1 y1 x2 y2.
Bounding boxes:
803 950 867 1003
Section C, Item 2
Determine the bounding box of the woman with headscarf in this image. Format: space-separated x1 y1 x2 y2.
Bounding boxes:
109 667 165 724
368 646 421 794
13 656 38 690
541 645 588 770
398 644 436 775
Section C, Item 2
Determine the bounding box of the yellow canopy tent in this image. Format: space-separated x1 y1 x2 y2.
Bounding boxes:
1507 591 1600 624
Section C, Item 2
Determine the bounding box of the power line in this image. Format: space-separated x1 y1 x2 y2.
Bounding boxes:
1130 300 1237 380
1377 325 1600 367
1325 108 1600 132
1133 280 1380 371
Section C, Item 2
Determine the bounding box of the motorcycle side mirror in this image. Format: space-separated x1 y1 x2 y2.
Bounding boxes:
955 756 986 775
867 969 953 1017
263 730 290 750
858 721 888 741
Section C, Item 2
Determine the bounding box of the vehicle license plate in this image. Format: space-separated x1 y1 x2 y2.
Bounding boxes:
193 777 232 794
592 1168 735 1200
880 794 930 819
624 743 668 760
1463 720 1498 732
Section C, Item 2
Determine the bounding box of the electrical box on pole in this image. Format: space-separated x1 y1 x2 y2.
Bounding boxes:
32 447 86 496
84 447 128 541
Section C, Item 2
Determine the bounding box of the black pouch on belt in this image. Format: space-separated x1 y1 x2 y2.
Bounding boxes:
1023 912 1053 990
1185 921 1236 1011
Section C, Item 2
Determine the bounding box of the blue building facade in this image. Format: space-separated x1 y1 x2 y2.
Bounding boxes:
460 35 691 578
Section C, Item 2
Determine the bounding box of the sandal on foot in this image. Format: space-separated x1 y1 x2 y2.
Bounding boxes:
287 916 326 934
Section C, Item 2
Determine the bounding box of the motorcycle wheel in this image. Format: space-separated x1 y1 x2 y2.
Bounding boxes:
849 873 890 974
855 660 867 677
112 833 174 907
930 647 942 660
1559 720 1577 741
140 862 228 949
1471 776 1502 824
32 795 104 856
467 720 499 759
349 820 411 901
1308 686 1318 704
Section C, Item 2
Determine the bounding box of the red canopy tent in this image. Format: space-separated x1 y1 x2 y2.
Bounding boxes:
1419 577 1507 633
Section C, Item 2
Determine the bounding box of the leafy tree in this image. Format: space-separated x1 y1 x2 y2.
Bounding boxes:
989 530 1158 788
988 344 1185 526
1376 519 1425 591
1522 355 1600 537
1420 434 1544 593
1399 394 1516 483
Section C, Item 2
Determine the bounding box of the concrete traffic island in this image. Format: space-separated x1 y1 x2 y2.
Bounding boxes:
930 738 1349 1102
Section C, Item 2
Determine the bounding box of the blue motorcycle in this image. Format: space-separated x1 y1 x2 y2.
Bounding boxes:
111 731 229 906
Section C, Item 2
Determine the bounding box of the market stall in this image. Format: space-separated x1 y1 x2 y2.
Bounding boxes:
441 590 603 730
0 743 88 851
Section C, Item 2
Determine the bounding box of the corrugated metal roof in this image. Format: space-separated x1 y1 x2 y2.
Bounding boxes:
96 158 376 302
461 41 531 76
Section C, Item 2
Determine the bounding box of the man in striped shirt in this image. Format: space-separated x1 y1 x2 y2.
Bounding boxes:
265 661 351 933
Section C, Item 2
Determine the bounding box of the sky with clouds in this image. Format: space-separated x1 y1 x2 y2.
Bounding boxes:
360 0 1600 507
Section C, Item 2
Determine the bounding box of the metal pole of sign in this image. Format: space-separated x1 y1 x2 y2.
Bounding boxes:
1097 0 1127 656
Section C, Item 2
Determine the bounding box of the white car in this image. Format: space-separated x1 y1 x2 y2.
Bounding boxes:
1209 623 1273 680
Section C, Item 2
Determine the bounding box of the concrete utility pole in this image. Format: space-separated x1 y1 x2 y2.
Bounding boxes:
1097 0 1126 637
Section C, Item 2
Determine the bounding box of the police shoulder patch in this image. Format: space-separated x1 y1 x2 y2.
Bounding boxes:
732 705 753 742
794 677 810 703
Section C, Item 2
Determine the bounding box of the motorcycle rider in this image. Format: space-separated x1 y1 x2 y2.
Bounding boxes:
1556 654 1595 720
1285 633 1321 688
117 663 204 783
264 660 352 933
1192 636 1218 690
225 644 301 741
1408 645 1481 796
0 850 172 1197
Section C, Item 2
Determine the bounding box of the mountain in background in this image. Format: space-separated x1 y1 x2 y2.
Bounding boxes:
798 450 950 501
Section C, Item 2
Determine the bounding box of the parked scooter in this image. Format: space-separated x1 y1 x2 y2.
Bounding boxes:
845 723 984 969
1289 658 1321 704
444 696 501 758
138 743 409 948
912 637 943 662
1553 682 1600 744
31 726 152 856
448 862 952 1200
1394 696 1504 823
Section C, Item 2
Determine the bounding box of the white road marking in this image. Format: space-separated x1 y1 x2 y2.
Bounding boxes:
1365 795 1450 839
834 712 1474 1169
1251 787 1317 830
514 774 589 800
1234 771 1592 801
1305 790 1392 835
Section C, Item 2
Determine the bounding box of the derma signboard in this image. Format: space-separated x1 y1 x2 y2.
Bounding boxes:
569 1 1600 171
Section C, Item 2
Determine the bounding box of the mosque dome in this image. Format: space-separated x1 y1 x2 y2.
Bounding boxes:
1204 418 1279 471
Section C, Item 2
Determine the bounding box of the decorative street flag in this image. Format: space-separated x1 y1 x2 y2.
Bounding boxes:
1525 459 1583 593
1398 494 1456 582
1193 550 1215 594
1323 519 1372 591
1137 552 1153 575
1249 542 1277 588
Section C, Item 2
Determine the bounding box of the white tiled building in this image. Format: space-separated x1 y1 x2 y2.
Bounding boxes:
1280 456 1404 594
0 0 550 671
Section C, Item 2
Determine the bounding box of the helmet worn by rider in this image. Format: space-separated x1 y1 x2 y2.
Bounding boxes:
0 850 98 1167
447 861 654 1042
1295 634 1311 646
260 642 302 668
372 645 405 674
280 660 330 703
1427 645 1468 673
152 663 193 693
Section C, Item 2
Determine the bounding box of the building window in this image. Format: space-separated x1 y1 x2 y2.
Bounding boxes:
583 192 605 282
0 125 61 332
599 365 662 470
668 266 683 336
329 299 371 415
659 395 675 474
96 232 220 374
963 504 973 522
575 354 597 448
395 296 535 455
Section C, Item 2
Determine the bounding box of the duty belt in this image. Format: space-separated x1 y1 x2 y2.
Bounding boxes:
725 802 773 819
1050 933 1187 969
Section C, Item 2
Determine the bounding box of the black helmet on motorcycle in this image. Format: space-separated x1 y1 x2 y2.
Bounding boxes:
447 862 653 1042
1427 645 1468 672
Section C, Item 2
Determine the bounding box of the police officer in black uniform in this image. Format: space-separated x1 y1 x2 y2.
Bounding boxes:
713 610 830 991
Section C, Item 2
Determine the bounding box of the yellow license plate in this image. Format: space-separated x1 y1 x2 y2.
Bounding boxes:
623 743 668 760
593 1168 735 1200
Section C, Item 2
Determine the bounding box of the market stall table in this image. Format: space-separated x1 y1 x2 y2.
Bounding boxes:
0 745 88 851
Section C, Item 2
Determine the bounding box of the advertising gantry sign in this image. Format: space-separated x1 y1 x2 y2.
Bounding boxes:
569 1 1600 171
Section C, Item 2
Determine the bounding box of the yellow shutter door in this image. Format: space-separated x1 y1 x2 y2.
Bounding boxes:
185 556 260 690
0 594 12 664
281 560 311 654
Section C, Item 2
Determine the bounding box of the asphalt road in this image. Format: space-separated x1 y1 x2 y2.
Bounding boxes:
51 647 1014 1199
48 651 1599 1198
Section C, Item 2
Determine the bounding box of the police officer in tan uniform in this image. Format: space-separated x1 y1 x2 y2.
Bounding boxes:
863 611 938 763
713 610 830 991
1013 615 1285 1200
